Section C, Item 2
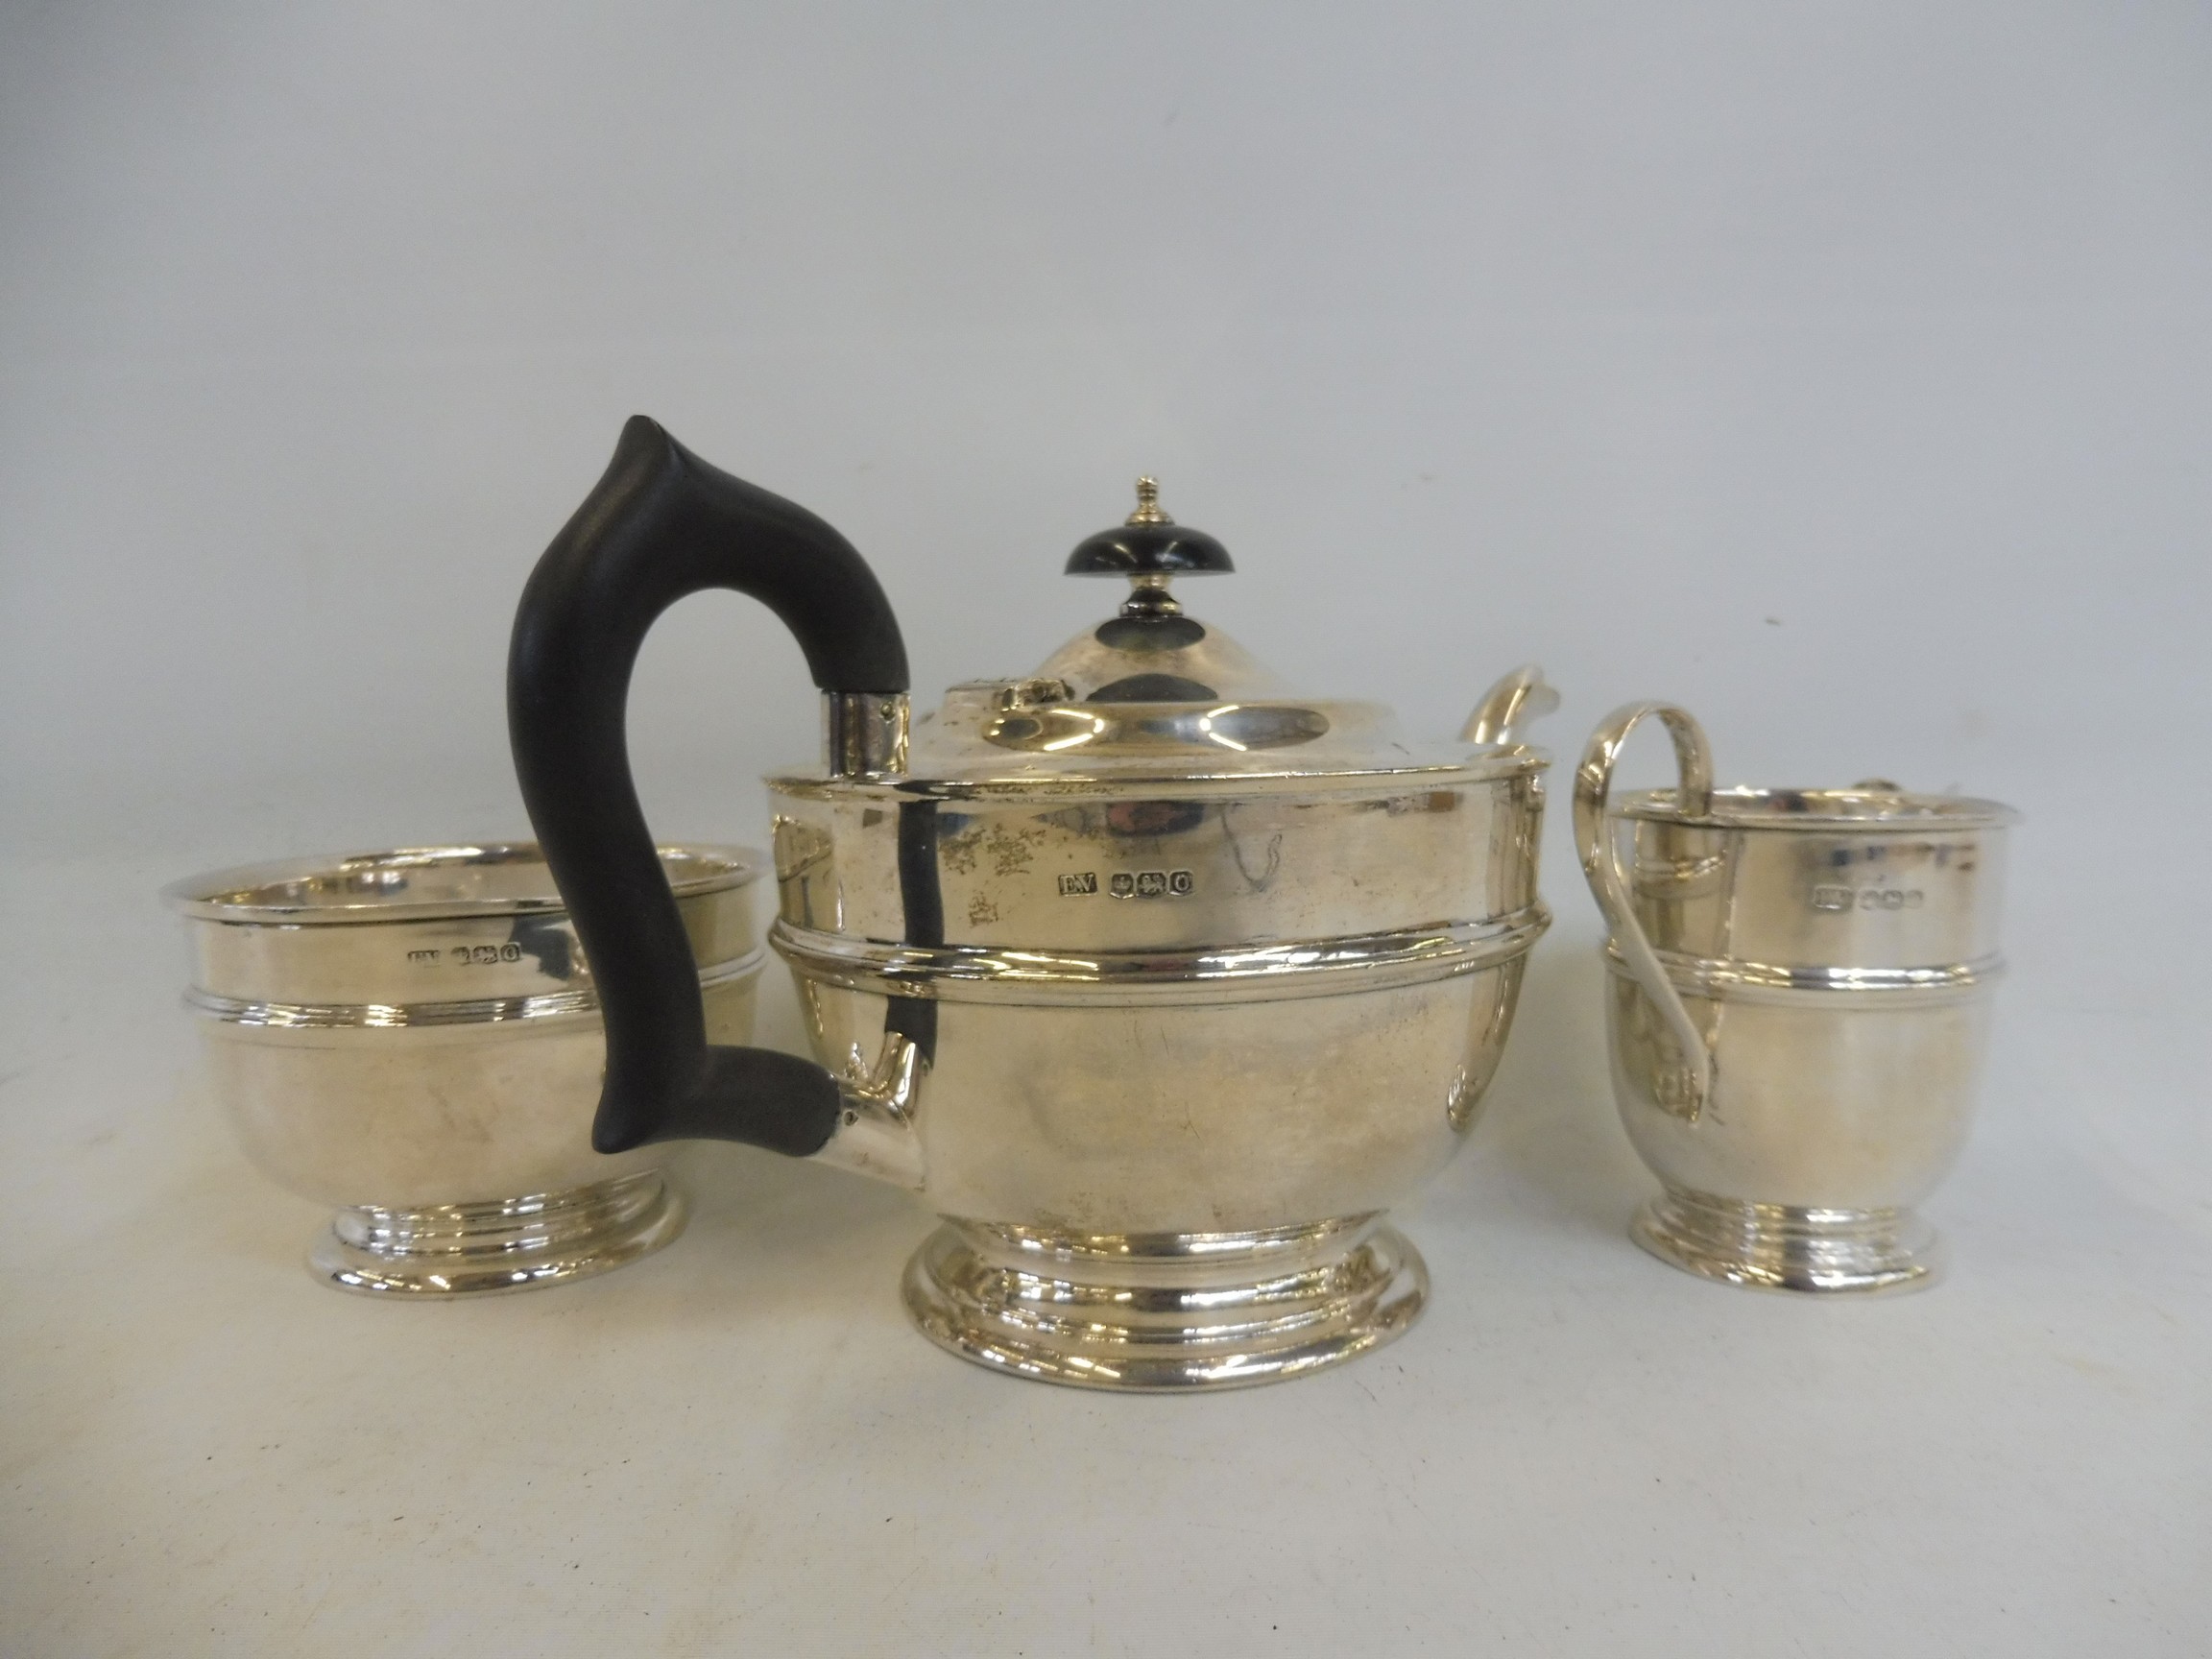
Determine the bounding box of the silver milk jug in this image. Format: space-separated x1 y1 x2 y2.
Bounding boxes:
509 418 1557 1389
1575 702 2017 1294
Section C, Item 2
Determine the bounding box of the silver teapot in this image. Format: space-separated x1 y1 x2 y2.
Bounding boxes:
509 419 1557 1389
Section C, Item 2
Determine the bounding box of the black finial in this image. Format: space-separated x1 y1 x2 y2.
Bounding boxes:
1065 477 1234 577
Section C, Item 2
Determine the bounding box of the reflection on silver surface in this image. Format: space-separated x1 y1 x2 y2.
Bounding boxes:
1575 703 2017 1294
764 571 1559 1386
1604 941 1999 1000
901 1216 1428 1391
1458 662 1562 747
185 950 766 1029
824 690 910 780
774 909 1547 1004
313 1171 687 1296
984 699 1332 756
165 843 764 1296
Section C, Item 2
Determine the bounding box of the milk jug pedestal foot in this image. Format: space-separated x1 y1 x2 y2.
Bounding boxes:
1631 1187 1941 1296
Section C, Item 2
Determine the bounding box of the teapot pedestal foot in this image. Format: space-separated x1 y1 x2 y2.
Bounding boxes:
901 1214 1427 1391
1631 1188 1940 1295
308 1170 685 1295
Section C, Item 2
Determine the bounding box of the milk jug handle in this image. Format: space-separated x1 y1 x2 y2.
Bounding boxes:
1573 703 1716 1114
508 417 910 1156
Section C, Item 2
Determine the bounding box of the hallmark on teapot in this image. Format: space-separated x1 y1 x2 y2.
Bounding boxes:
1057 868 1196 899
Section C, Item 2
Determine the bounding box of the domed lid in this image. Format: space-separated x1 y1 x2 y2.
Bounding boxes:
890 480 1544 793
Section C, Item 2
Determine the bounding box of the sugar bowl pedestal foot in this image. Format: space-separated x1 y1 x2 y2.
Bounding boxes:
311 1170 687 1296
900 1215 1429 1391
1631 1188 1941 1296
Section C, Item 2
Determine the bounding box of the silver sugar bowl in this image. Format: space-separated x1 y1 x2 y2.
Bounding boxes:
165 843 764 1294
508 421 1558 1388
1575 703 2017 1293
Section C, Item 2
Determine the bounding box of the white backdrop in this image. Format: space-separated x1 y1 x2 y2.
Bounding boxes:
4 4 2208 1652
7 2 2206 852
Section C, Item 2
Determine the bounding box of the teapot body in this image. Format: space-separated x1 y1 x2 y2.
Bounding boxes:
505 421 1559 1387
772 767 1544 953
773 764 1548 1234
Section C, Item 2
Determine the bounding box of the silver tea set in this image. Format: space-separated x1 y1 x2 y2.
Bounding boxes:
166 418 2016 1392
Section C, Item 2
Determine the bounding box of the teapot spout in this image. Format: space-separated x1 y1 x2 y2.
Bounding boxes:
1460 664 1560 747
812 1027 928 1190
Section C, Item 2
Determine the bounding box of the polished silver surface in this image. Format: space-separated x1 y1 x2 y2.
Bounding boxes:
1459 662 1562 747
311 1170 687 1296
1575 704 2016 1294
902 1216 1429 1391
792 935 1534 1227
165 843 763 1295
824 690 911 779
765 585 1557 1384
773 907 1547 1003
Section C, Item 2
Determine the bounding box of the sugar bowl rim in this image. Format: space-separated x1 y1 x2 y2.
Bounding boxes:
162 842 761 925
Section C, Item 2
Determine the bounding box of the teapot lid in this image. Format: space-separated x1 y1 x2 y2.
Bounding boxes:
896 480 1541 791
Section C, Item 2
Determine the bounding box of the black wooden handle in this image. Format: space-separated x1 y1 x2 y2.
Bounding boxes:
508 417 909 1155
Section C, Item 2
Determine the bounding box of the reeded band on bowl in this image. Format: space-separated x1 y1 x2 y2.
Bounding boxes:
1609 784 2019 832
1601 941 2004 1004
773 905 1549 1007
184 949 767 1030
